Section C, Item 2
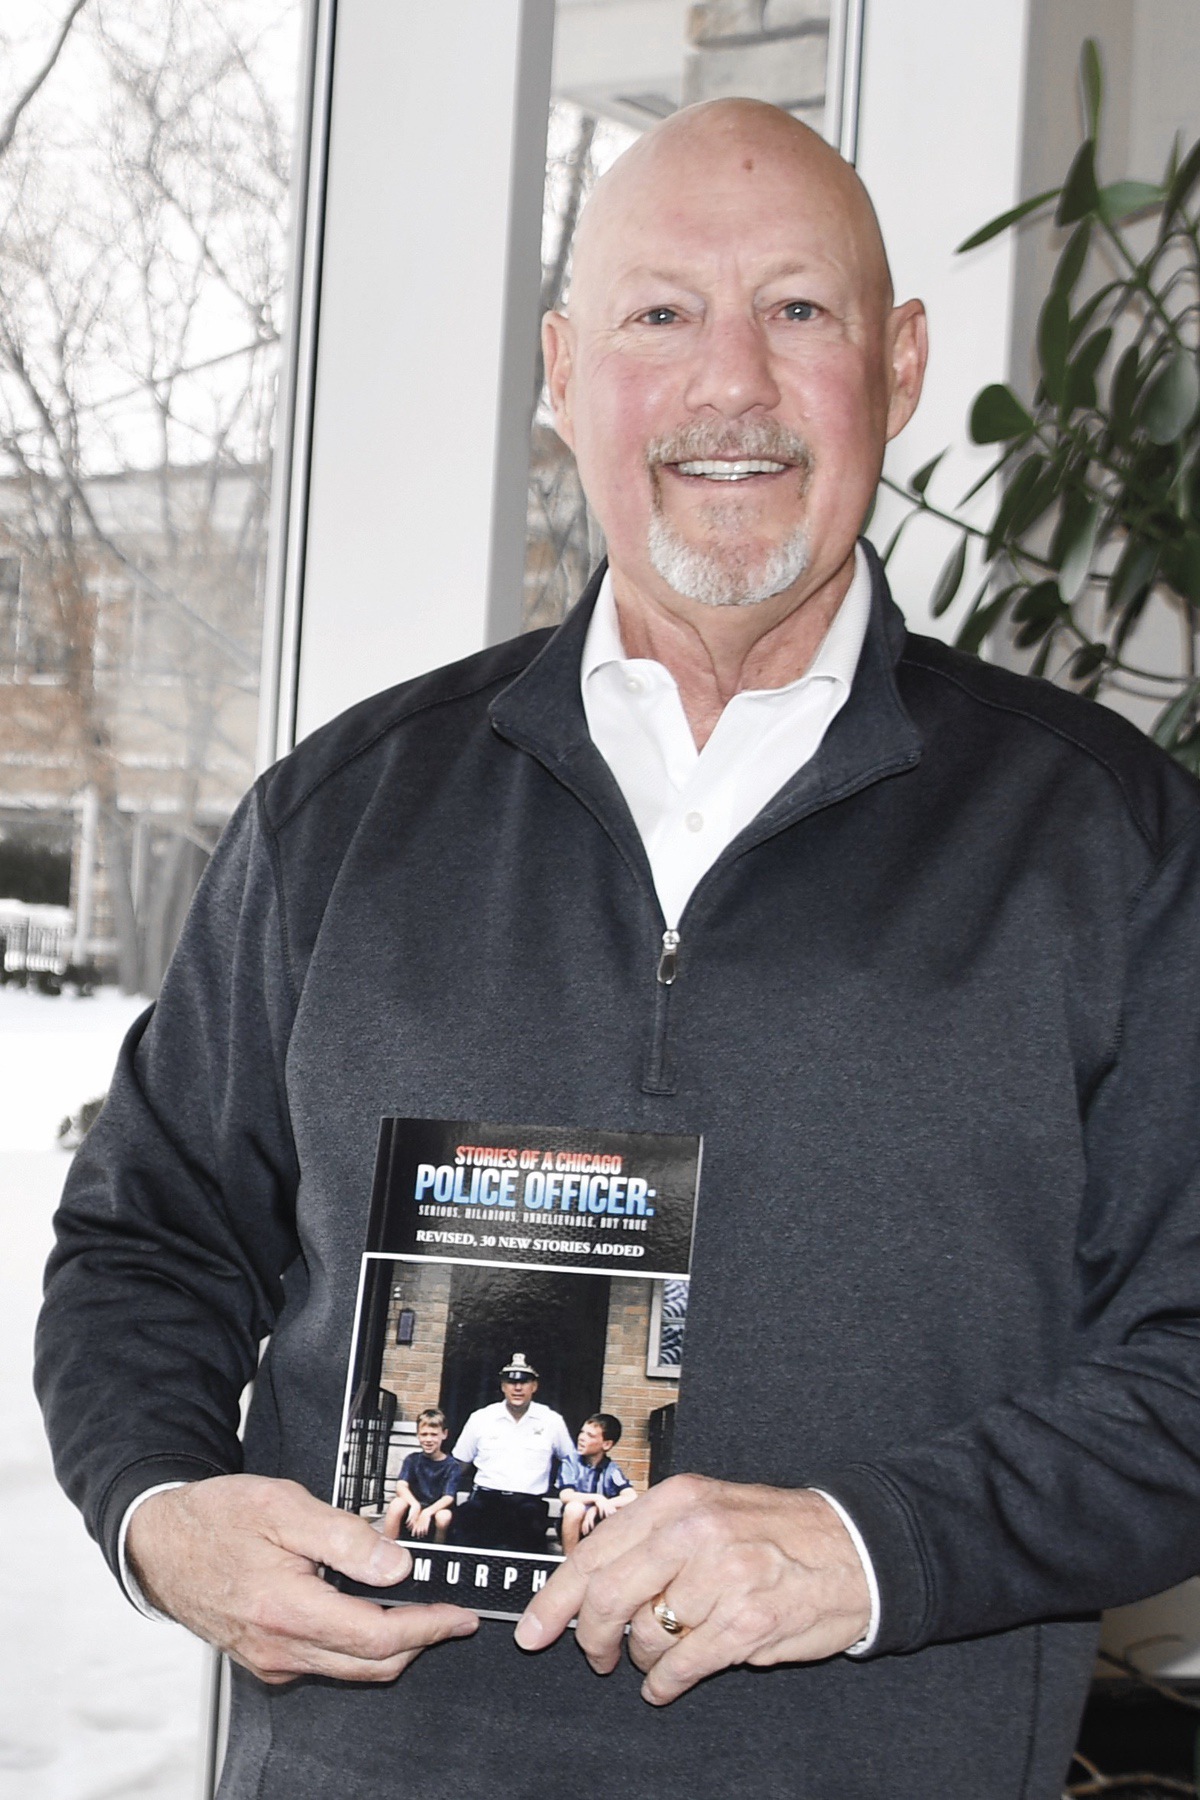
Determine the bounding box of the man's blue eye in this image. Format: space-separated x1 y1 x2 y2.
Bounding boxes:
642 307 678 325
782 301 816 321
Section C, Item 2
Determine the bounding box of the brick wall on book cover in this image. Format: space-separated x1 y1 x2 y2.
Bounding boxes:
381 1262 452 1420
600 1277 679 1492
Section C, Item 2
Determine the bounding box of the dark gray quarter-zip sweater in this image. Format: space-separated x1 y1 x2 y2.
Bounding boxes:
37 551 1200 1798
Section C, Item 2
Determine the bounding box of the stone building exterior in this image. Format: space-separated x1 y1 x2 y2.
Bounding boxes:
0 464 265 991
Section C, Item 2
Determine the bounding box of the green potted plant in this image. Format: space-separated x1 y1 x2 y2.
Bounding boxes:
883 40 1200 772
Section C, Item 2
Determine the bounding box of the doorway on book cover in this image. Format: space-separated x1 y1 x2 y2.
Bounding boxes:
439 1265 611 1438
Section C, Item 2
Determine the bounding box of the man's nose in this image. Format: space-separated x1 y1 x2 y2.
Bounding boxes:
682 312 781 416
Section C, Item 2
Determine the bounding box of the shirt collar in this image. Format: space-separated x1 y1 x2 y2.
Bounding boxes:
580 541 872 701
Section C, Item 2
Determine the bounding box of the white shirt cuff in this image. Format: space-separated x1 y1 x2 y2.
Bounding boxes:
117 1481 189 1619
809 1487 881 1655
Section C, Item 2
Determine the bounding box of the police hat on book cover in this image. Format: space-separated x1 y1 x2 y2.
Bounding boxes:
500 1352 538 1379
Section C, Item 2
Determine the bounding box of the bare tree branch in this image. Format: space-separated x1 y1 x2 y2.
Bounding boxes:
0 0 90 161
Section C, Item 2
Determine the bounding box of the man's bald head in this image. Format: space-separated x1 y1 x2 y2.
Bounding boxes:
569 99 894 323
541 95 926 643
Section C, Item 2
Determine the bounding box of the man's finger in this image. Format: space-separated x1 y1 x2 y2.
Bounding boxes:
637 1615 745 1706
234 1636 440 1687
625 1586 710 1675
513 1555 589 1650
237 1579 478 1671
570 1534 694 1673
265 1484 415 1589
257 1573 478 1663
515 1483 674 1651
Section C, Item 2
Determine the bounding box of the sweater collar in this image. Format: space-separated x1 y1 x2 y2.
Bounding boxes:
489 541 922 864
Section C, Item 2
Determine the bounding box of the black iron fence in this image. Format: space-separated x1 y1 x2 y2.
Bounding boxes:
336 1385 398 1515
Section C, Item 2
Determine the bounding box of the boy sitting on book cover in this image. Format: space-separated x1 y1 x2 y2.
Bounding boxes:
381 1408 464 1542
556 1414 638 1553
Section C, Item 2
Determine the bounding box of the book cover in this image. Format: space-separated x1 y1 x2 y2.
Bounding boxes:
329 1117 701 1620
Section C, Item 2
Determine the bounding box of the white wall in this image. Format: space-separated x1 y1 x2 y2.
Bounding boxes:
856 0 1030 641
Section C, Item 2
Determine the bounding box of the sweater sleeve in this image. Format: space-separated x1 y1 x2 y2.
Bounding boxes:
34 783 302 1585
817 815 1200 1655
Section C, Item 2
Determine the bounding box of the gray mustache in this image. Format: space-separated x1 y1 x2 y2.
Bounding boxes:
646 421 813 469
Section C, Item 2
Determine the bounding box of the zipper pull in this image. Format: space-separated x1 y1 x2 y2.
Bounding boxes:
656 928 680 986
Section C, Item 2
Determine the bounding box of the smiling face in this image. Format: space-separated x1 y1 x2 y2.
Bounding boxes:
543 101 926 628
501 1373 537 1415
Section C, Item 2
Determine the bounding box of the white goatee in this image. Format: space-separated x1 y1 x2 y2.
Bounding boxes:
644 421 813 608
647 514 811 609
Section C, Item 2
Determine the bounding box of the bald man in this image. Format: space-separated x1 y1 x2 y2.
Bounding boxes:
38 101 1200 1800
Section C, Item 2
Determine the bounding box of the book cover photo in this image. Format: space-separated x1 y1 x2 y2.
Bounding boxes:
329 1117 702 1621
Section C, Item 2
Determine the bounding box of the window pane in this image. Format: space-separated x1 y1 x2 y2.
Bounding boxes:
524 0 841 630
0 3 303 1794
0 0 302 997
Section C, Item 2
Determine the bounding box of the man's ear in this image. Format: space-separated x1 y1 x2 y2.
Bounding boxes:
542 310 576 449
884 299 928 442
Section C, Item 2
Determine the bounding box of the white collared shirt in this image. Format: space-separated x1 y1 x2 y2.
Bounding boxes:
452 1400 575 1495
581 543 872 929
579 542 881 1652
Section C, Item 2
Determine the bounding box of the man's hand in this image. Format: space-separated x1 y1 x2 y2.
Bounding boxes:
514 1476 869 1705
126 1475 478 1685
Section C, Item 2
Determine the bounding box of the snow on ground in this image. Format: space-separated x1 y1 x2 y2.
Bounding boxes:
0 987 149 1154
0 989 206 1799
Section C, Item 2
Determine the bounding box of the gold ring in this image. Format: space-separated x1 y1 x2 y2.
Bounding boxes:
652 1596 688 1637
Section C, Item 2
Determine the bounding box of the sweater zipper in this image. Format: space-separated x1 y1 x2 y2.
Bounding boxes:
644 928 680 1094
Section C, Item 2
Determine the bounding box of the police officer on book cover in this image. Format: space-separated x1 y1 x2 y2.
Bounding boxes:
449 1355 575 1554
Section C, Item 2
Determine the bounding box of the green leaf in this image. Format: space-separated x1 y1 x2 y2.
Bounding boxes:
1162 135 1200 230
970 383 1034 444
1028 634 1057 676
930 534 969 617
1168 731 1200 776
879 515 910 567
1058 497 1102 601
1153 679 1200 749
1140 350 1200 444
1069 642 1107 682
1051 221 1091 300
1109 344 1141 437
1057 140 1100 225
1063 327 1112 414
1012 578 1063 628
1161 534 1200 603
958 448 1014 506
1066 282 1122 352
1015 460 1066 541
908 451 946 497
985 453 1045 558
1080 39 1102 138
1037 291 1070 403
956 585 1017 656
1106 536 1158 617
956 189 1060 253
1098 179 1162 223
1113 581 1152 653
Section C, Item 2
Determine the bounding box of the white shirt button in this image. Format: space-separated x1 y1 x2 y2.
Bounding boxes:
685 811 704 833
624 674 643 694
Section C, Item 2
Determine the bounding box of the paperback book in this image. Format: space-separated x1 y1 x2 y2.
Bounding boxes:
328 1117 701 1620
